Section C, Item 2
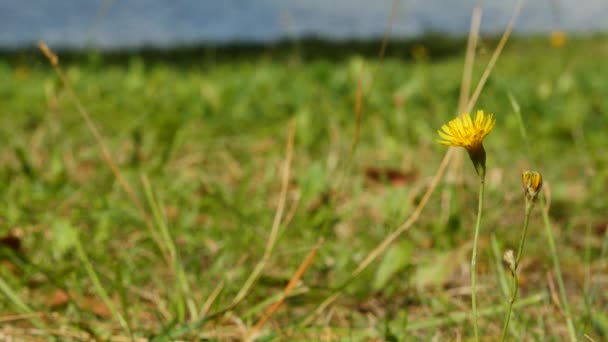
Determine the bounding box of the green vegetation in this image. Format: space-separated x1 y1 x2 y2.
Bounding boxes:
1 36 607 340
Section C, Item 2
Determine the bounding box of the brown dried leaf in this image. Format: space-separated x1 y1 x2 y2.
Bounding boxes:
0 233 22 253
365 167 417 186
48 289 70 308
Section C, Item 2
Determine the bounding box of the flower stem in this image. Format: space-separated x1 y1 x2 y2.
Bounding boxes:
471 173 486 341
500 200 533 341
540 196 577 341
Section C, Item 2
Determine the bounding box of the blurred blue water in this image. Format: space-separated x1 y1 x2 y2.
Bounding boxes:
0 0 606 49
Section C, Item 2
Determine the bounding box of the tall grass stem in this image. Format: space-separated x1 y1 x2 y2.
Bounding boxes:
501 200 533 341
74 236 130 334
540 196 577 341
471 174 485 341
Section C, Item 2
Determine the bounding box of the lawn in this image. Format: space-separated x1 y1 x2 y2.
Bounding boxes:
0 35 607 340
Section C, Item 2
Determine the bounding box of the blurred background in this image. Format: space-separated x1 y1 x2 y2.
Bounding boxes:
1 0 607 340
1 0 607 49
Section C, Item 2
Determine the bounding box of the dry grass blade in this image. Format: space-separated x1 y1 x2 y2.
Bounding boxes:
464 0 523 114
37 41 170 264
584 334 598 342
232 120 296 305
351 0 399 152
200 281 224 318
0 313 43 324
457 6 482 113
448 6 481 181
245 239 322 341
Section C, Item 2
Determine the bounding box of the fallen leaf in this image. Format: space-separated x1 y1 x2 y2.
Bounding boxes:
48 289 70 308
0 233 22 253
86 298 111 318
365 167 417 186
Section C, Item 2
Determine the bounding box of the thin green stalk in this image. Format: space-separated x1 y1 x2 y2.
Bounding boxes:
501 200 533 341
491 234 521 339
142 175 197 322
540 196 577 341
0 275 46 329
471 175 485 341
74 236 130 334
407 292 547 331
510 89 577 341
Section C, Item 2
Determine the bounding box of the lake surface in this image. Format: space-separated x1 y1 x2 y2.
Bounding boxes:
1 0 607 49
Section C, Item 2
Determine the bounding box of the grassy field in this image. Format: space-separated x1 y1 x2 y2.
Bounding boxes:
1 35 607 340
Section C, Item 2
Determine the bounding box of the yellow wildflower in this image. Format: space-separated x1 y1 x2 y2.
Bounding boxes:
550 31 567 48
522 171 542 202
438 110 496 176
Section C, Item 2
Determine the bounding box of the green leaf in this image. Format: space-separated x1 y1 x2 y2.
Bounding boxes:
373 240 413 290
412 247 465 289
52 219 78 259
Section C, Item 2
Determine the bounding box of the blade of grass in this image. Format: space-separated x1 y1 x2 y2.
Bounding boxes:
457 6 482 113
141 174 198 322
509 68 578 341
245 239 322 341
583 224 608 333
38 42 170 265
199 280 224 318
232 120 295 305
540 189 577 341
405 292 547 331
351 0 399 154
0 277 46 329
74 235 130 334
464 0 523 114
490 234 521 338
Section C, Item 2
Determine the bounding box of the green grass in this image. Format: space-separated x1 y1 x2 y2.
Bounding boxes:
1 35 607 340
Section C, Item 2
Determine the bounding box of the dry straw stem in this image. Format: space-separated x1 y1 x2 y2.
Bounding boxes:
245 239 323 341
232 120 296 305
457 6 482 113
464 0 523 114
199 280 225 318
37 42 171 265
351 0 399 152
447 5 481 178
0 313 43 324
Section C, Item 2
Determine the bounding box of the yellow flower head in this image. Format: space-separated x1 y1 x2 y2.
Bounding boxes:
522 170 542 202
550 31 567 48
438 110 495 150
437 110 496 176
